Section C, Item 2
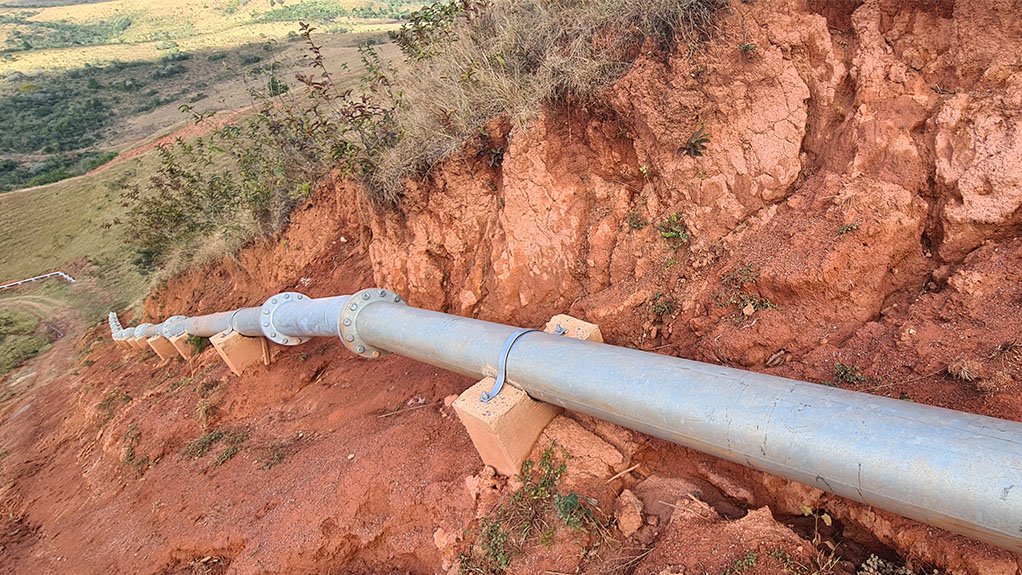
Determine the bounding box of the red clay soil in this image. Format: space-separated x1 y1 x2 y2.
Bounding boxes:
4 0 1022 573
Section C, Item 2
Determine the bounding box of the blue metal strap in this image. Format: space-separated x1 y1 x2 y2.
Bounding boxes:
480 328 540 403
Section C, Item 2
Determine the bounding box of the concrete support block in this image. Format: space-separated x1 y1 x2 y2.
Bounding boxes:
453 314 603 476
210 329 270 376
169 332 196 360
147 335 179 362
130 337 146 350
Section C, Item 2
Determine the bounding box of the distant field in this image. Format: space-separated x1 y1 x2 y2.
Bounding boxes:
0 0 418 72
0 0 417 192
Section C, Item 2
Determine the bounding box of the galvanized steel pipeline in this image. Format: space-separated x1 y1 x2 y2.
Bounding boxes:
112 287 1022 555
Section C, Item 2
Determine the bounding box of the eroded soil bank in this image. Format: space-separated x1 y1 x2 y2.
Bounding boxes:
3 0 1022 573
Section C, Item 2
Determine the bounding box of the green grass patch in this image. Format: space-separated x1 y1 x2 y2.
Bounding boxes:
182 428 248 467
0 308 48 377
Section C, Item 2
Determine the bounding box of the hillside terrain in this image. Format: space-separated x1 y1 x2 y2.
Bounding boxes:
2 0 1022 574
0 0 414 192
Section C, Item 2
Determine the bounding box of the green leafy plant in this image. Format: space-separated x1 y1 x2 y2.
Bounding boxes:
553 492 594 529
187 335 208 354
682 126 711 157
650 292 676 317
657 212 690 247
837 223 859 235
724 551 759 575
738 42 758 55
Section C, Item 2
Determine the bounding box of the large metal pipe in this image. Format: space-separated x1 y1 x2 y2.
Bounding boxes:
355 300 1022 554
269 295 350 337
185 310 244 338
114 289 1022 554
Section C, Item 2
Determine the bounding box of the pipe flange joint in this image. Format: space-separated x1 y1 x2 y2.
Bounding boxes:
339 288 406 359
161 316 188 339
260 291 311 346
135 323 153 339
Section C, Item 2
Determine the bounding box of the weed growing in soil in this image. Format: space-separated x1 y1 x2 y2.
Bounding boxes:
97 388 132 422
626 211 649 230
260 442 290 470
724 551 758 575
657 212 690 248
183 430 226 458
459 444 602 574
715 265 776 320
682 126 711 157
183 428 247 467
837 223 860 235
947 358 981 382
187 335 209 354
832 362 866 386
212 431 248 467
650 292 676 317
122 422 149 477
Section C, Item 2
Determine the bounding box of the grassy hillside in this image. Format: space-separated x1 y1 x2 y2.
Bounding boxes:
0 1 412 340
0 0 417 192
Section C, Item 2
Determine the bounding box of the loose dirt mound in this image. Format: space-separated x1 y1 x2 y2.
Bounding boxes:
3 0 1022 573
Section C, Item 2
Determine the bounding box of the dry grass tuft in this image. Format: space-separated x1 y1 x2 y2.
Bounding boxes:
368 0 726 204
947 358 982 382
976 371 1012 394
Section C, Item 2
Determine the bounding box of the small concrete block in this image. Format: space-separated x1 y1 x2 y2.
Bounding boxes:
168 332 196 360
210 330 270 376
130 338 146 350
147 335 178 362
453 380 561 476
453 314 602 476
543 314 603 343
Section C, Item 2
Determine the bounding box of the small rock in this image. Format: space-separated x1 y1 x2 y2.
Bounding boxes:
443 394 459 408
615 489 644 538
347 453 355 460
742 303 755 316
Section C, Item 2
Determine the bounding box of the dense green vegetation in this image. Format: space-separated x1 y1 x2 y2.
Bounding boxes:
0 308 48 378
1 12 132 52
252 0 414 23
0 43 284 191
0 150 116 191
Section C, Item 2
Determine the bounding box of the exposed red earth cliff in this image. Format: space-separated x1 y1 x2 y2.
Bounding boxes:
3 0 1022 573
